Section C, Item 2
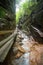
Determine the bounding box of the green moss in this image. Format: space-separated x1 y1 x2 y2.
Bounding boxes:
0 6 6 18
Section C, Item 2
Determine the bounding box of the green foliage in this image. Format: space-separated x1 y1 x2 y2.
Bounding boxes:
0 6 6 18
16 0 37 23
16 7 24 24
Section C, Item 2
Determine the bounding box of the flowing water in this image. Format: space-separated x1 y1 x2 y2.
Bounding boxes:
0 29 43 65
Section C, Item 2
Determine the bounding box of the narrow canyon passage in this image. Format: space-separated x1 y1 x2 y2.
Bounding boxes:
0 0 43 65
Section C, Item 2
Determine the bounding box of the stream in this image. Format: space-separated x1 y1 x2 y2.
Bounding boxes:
0 29 43 65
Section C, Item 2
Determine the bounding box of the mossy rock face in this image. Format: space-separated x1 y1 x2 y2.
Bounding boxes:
30 26 43 43
0 0 16 41
0 0 16 30
0 8 16 30
0 0 15 13
30 1 43 43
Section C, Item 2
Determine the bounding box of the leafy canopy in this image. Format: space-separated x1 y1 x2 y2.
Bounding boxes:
16 0 37 23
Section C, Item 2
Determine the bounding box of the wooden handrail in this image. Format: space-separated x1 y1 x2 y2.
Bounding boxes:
0 30 14 35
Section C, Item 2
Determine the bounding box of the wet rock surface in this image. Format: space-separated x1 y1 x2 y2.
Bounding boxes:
0 29 43 65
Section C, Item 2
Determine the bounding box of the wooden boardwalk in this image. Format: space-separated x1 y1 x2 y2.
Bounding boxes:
0 29 17 62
